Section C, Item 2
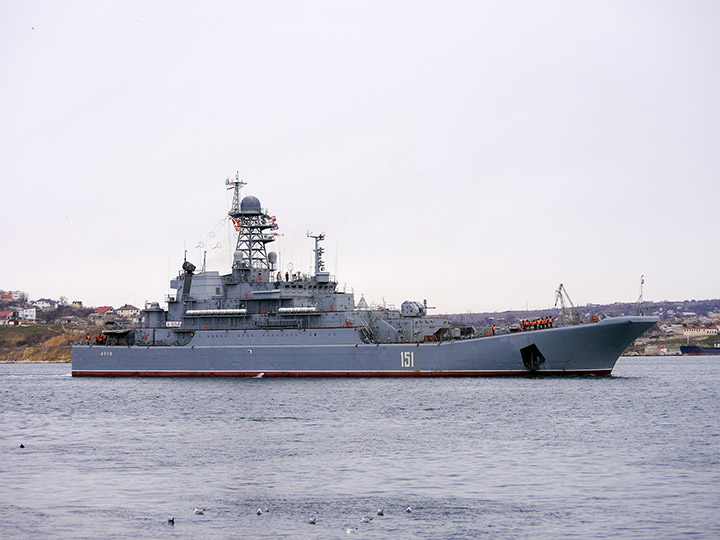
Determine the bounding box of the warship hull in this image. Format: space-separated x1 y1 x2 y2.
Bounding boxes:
72 316 656 377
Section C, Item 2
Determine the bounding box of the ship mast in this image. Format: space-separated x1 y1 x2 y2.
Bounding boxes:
226 171 246 221
636 275 645 315
228 175 275 269
307 232 326 274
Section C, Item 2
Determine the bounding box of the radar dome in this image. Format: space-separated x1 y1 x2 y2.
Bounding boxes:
240 196 262 214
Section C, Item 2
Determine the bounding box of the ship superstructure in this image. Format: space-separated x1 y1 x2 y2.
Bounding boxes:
72 176 658 377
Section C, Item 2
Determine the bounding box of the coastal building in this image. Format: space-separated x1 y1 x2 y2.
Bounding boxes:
19 307 37 321
682 325 718 337
0 294 12 304
0 310 17 326
116 304 140 319
33 299 58 311
89 306 114 324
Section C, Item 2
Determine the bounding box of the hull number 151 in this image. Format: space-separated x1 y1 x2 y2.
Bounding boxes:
401 351 414 368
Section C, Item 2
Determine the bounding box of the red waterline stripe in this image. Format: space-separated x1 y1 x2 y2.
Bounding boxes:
72 369 612 377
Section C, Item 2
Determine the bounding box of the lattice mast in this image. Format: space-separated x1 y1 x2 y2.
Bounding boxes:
226 171 246 220
227 175 275 269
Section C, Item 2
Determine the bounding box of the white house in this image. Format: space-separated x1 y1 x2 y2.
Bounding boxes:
96 306 114 317
33 299 57 311
116 304 140 319
19 307 37 321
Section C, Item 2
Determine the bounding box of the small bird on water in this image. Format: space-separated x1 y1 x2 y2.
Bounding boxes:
193 507 205 515
308 517 317 525
167 517 175 525
376 508 384 516
406 506 413 513
361 516 373 523
256 508 263 515
19 444 25 448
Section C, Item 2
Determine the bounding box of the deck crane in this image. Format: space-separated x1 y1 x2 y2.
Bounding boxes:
554 283 581 326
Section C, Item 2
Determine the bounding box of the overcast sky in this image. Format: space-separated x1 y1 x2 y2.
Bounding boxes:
2 1 719 313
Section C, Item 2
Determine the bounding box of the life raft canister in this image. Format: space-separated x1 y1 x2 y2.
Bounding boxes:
590 316 598 323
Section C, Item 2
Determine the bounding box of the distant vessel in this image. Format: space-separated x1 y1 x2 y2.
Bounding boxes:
72 175 658 377
680 344 720 356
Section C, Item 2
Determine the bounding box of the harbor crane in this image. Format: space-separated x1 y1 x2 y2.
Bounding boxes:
554 283 581 326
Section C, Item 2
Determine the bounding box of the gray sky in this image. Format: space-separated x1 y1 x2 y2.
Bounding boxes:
2 1 719 313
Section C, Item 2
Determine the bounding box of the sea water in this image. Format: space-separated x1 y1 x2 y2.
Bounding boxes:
1 357 719 539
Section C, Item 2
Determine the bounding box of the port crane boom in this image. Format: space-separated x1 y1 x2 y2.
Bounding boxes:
555 283 580 326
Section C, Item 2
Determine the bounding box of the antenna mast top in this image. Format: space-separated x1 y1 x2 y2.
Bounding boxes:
226 171 246 219
636 275 645 315
307 232 326 275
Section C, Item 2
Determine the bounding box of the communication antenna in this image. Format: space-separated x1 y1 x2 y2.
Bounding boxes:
226 171 246 219
636 275 645 315
307 231 326 275
226 172 246 264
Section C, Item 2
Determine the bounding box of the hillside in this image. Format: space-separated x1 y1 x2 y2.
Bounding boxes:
0 325 92 363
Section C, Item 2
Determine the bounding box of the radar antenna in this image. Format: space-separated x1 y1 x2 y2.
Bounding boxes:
554 283 580 326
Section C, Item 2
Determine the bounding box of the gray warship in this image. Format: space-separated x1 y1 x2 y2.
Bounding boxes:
72 176 657 377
